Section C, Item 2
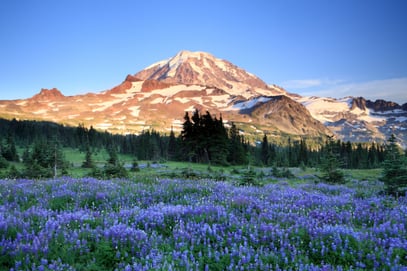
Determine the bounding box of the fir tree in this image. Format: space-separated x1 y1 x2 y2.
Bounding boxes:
103 146 128 179
23 140 68 178
318 136 345 184
2 134 19 162
228 122 247 165
380 134 407 196
167 127 178 161
261 134 270 166
82 145 94 168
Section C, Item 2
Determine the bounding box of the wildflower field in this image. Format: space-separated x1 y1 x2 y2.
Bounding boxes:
0 177 406 270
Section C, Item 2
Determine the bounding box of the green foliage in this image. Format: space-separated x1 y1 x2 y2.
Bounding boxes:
318 136 345 184
89 146 128 179
181 110 245 165
271 165 294 178
81 145 94 168
130 159 140 172
1 134 19 162
23 139 68 179
0 155 8 169
380 134 407 196
239 168 259 186
103 163 128 179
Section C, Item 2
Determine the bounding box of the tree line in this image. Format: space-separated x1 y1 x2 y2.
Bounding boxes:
0 114 405 177
258 133 386 169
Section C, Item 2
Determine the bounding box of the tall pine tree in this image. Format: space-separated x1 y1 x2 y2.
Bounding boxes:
380 134 407 196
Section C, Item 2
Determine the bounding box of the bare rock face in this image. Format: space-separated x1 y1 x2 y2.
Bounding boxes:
366 99 400 112
141 79 172 92
125 74 142 82
351 97 367 111
31 88 65 101
247 95 332 136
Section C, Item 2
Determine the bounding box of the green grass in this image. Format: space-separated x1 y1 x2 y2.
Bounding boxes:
8 147 384 185
343 168 382 181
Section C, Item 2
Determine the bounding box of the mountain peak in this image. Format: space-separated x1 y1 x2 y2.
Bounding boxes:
133 50 274 97
31 88 64 101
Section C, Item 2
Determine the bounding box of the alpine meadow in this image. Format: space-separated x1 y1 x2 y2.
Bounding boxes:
1 3 407 268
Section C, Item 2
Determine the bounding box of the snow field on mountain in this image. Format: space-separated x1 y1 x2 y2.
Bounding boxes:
298 96 387 124
1 177 406 270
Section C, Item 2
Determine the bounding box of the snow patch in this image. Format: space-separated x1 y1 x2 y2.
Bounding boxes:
210 94 230 108
231 96 272 110
150 97 164 104
33 109 48 114
151 84 204 97
128 81 144 93
392 116 407 122
129 106 140 117
174 97 191 104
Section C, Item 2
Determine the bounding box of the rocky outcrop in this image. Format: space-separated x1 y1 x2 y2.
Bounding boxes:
141 79 172 92
366 99 400 111
351 97 367 110
249 95 332 136
31 88 64 101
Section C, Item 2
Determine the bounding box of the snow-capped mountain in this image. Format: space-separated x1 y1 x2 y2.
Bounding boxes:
295 95 407 146
0 50 405 145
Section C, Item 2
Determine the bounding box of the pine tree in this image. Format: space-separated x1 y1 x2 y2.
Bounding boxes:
380 134 407 196
2 134 19 162
23 140 68 178
181 112 195 161
228 122 247 165
208 115 229 165
260 134 270 166
167 127 178 161
82 145 94 168
298 138 308 166
104 146 128 179
318 136 345 184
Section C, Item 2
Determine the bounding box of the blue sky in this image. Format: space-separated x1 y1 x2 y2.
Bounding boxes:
1 0 406 103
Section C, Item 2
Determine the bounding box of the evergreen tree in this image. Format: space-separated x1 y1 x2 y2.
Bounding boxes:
181 112 195 161
23 140 68 178
0 153 8 169
167 127 179 161
260 134 270 166
298 138 308 166
208 115 229 165
380 134 407 196
318 136 345 184
228 123 247 165
103 146 128 179
82 145 94 168
180 110 230 165
2 134 19 162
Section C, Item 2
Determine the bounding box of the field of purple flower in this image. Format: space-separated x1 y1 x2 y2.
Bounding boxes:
0 177 406 270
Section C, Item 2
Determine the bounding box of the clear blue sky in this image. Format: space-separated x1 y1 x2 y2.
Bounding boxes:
1 0 406 103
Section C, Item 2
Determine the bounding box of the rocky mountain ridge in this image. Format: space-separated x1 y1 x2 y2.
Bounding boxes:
295 95 407 146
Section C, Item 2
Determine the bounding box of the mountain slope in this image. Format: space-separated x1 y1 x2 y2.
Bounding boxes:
0 50 330 139
295 95 407 146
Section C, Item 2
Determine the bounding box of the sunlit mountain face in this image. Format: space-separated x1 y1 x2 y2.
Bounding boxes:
0 50 406 145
